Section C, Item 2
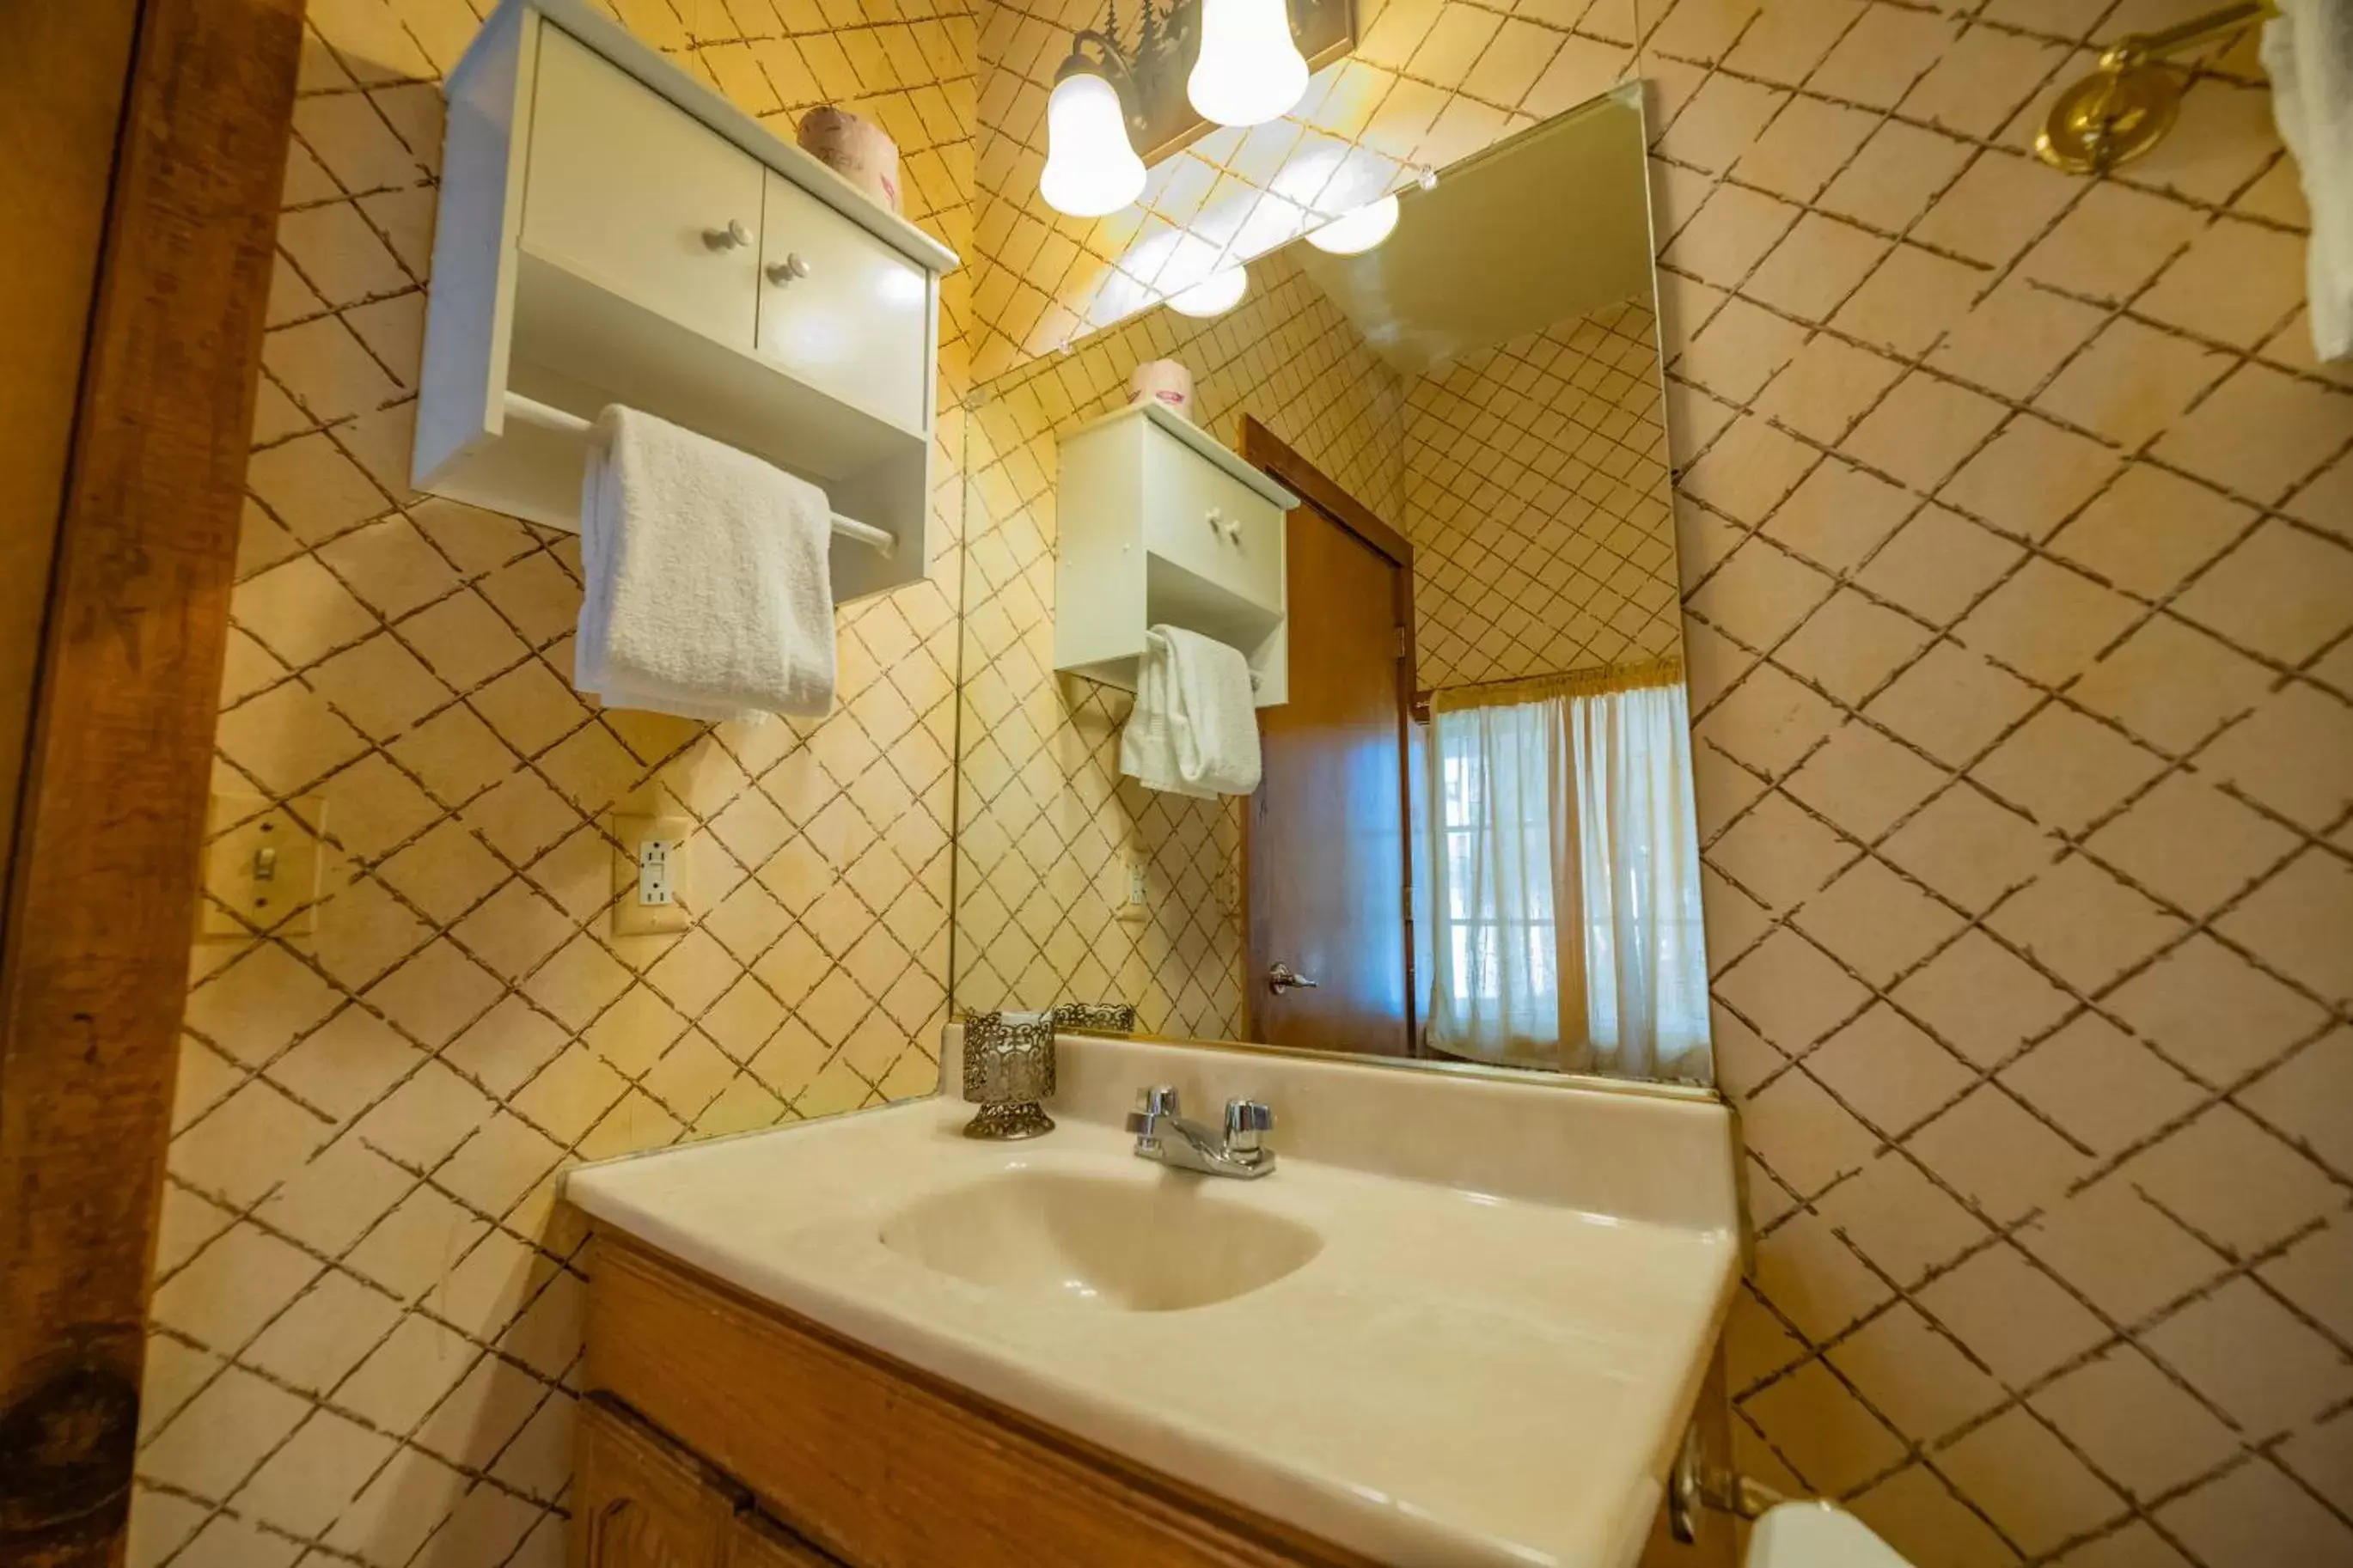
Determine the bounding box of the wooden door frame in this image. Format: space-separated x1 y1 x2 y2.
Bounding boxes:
0 2 302 1562
1234 417 1419 1050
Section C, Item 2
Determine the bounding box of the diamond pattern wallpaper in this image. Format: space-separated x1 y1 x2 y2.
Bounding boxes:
131 0 2353 1563
132 0 974 1562
1647 4 2349 1563
1408 294 1684 690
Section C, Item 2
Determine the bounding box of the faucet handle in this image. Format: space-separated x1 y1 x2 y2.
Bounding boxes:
1224 1098 1273 1156
1126 1083 1181 1141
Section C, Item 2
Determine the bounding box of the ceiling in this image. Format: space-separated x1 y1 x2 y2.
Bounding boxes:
1295 85 1657 376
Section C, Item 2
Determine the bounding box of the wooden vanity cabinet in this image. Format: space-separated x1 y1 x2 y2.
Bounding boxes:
578 1234 1380 1568
576 1232 1727 1568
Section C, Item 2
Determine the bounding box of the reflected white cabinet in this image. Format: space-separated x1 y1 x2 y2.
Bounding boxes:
413 0 956 604
1054 406 1296 708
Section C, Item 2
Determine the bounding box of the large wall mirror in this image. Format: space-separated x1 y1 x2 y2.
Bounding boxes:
954 83 1712 1086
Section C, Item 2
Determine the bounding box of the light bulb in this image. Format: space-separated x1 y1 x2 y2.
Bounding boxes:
1040 69 1146 217
1187 0 1309 127
1166 265 1248 317
1304 193 1400 254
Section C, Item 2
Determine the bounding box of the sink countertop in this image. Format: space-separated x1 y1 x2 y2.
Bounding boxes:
564 1033 1742 1568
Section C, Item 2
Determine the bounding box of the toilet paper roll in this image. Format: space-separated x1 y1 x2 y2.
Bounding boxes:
1127 359 1195 420
797 107 901 214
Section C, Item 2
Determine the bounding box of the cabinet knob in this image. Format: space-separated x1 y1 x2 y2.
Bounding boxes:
704 218 754 251
766 252 812 284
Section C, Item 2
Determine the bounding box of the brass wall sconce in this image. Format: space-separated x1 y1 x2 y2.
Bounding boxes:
2035 1 2272 174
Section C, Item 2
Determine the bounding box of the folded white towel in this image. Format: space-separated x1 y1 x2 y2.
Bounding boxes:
2265 0 2353 363
1118 625 1261 797
577 406 836 721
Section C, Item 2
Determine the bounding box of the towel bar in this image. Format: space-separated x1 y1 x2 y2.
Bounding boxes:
502 393 897 558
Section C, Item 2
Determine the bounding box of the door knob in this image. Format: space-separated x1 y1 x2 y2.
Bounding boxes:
704 218 754 250
1267 962 1317 993
767 252 812 284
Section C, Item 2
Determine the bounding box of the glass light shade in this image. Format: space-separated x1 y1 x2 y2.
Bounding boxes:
1166 265 1249 317
1304 193 1400 254
1039 71 1146 217
1187 0 1310 126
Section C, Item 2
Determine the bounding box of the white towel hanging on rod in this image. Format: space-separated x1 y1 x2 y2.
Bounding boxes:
503 393 897 558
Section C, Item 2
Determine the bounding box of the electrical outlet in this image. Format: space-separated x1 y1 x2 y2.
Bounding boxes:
1115 855 1149 924
611 814 692 936
638 838 675 906
1215 861 1242 917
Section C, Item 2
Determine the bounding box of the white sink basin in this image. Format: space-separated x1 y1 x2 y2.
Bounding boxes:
565 1030 1740 1568
880 1169 1323 1310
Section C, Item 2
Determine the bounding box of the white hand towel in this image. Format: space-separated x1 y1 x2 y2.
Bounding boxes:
577 406 836 720
1117 631 1213 798
1118 625 1261 797
2264 0 2353 363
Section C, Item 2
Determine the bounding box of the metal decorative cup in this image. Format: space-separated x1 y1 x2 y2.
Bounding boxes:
960 1010 1055 1139
1051 1000 1138 1035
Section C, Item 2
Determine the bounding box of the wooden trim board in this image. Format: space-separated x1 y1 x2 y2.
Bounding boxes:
0 1 301 1560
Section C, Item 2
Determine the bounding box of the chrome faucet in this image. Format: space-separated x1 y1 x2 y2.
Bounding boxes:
1124 1085 1276 1179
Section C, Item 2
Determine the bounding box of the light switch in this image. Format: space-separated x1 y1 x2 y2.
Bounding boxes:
201 793 326 937
612 814 692 936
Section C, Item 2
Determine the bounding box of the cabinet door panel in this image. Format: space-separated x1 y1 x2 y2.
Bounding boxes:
523 24 763 350
754 169 929 435
575 1398 732 1568
1142 432 1286 613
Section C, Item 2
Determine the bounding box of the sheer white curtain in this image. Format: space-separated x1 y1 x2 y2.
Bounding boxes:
1426 677 1712 1082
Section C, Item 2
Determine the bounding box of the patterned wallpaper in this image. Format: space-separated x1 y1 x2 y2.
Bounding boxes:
131 0 974 1562
1646 5 2353 1567
962 2 2353 1566
953 247 1406 1037
1406 292 1683 689
137 0 2353 1562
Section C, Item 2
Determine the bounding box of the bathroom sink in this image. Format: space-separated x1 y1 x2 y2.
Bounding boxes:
880 1169 1322 1310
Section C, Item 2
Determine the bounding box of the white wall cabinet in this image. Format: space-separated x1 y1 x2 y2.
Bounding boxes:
413 0 956 605
754 170 931 433
1054 405 1296 707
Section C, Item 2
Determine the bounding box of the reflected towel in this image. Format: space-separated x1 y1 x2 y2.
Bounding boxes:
1118 625 1260 797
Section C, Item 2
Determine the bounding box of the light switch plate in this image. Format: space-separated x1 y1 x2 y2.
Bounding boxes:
611 814 692 936
201 793 326 937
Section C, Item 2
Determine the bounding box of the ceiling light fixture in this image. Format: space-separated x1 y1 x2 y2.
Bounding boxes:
1187 0 1309 127
1166 265 1249 317
1039 40 1149 217
1304 192 1399 254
